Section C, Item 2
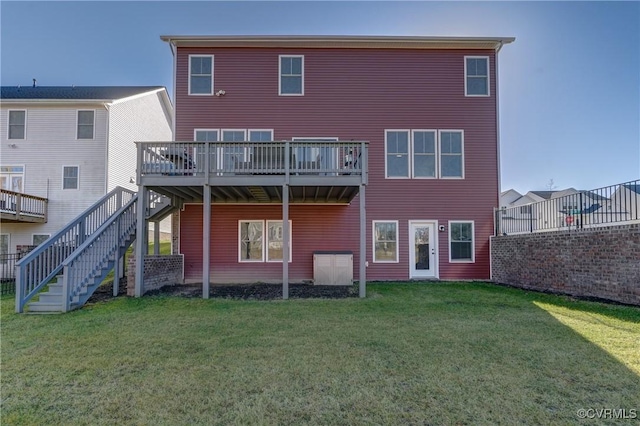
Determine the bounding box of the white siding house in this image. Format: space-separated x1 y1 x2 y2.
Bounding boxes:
0 86 173 253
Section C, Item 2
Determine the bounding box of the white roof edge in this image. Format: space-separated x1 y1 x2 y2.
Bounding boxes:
160 35 515 50
108 87 168 105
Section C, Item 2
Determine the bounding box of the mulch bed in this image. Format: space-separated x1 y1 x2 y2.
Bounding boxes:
87 280 358 304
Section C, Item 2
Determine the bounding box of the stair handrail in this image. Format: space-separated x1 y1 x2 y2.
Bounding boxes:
15 186 135 312
60 194 138 311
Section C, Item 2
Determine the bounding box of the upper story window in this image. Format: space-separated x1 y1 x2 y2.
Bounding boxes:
77 110 95 139
439 131 464 179
189 55 214 95
385 130 410 178
8 110 26 139
385 129 464 179
63 166 79 190
412 130 437 178
279 55 304 96
465 56 489 96
194 129 219 142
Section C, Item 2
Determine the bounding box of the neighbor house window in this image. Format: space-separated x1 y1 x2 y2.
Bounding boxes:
8 110 26 139
465 56 489 96
373 221 398 263
439 131 464 178
266 220 292 262
189 55 214 95
0 234 8 264
412 130 437 178
62 166 79 189
279 55 304 95
77 110 95 139
449 221 474 262
32 234 49 246
239 221 264 262
520 205 532 214
1 165 25 192
385 131 410 178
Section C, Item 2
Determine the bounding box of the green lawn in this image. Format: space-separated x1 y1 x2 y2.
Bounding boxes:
1 283 639 425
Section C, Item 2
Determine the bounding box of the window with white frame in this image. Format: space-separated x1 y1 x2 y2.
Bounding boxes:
1 165 25 192
267 220 292 262
8 110 26 139
385 130 464 179
239 221 264 262
385 131 410 178
439 131 464 178
465 56 489 96
449 221 474 262
412 130 437 178
221 129 248 167
77 110 95 139
62 166 79 190
249 130 274 142
373 221 398 263
239 220 292 263
279 55 304 95
32 234 50 246
195 129 219 142
189 55 214 95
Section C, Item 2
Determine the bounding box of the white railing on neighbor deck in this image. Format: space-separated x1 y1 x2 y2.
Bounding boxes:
60 194 138 311
138 141 367 177
15 187 136 312
0 189 48 221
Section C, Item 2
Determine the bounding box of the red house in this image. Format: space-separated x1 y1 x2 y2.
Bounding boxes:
134 35 514 298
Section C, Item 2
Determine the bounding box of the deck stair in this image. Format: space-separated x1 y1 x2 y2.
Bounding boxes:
15 186 173 313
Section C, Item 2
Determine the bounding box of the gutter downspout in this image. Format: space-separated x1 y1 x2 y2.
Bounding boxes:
494 42 503 238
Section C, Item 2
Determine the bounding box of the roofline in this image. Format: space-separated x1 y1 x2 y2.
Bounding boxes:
160 35 515 50
0 87 169 104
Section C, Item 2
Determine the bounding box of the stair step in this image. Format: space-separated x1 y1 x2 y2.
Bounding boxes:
27 302 64 313
47 283 64 295
38 293 63 304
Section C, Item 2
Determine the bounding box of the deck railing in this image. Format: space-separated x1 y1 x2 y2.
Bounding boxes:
0 189 48 222
137 141 367 178
15 187 136 312
496 179 640 235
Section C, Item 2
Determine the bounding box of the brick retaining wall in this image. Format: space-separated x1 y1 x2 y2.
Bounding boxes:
127 255 184 296
491 223 640 306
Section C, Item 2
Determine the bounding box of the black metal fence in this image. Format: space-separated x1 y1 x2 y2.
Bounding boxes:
496 179 640 235
0 247 35 295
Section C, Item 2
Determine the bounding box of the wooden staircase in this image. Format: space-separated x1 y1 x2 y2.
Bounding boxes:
15 187 174 314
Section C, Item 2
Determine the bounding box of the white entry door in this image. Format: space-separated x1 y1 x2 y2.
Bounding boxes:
409 221 437 278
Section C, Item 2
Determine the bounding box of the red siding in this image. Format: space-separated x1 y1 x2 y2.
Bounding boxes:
175 47 499 282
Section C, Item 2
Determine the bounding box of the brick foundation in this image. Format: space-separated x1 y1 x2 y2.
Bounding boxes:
490 223 640 306
127 255 184 296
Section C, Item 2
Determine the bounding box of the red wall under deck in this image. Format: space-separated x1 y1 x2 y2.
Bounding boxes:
175 46 499 282
181 201 491 283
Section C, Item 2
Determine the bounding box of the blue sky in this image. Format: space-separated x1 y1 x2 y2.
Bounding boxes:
1 1 638 193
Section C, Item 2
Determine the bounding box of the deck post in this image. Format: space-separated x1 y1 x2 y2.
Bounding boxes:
359 183 366 298
282 184 289 300
153 221 160 254
203 185 211 299
134 185 147 297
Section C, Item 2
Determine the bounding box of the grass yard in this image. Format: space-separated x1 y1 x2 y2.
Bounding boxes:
1 282 639 425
